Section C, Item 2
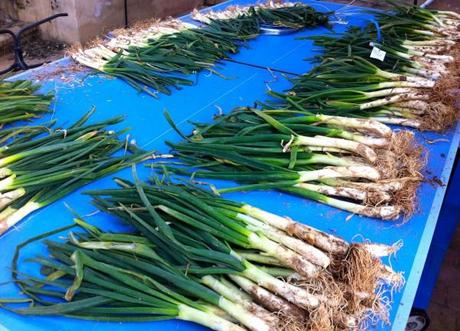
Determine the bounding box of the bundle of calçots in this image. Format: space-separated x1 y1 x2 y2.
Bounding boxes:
155 107 424 220
0 109 149 235
192 2 329 32
73 2 329 97
0 80 52 126
268 3 460 132
266 56 453 131
3 171 403 330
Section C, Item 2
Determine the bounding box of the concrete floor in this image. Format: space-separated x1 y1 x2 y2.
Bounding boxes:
427 224 460 330
428 0 460 12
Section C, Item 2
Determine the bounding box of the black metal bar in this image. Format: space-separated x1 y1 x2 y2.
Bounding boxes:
0 13 68 75
19 13 68 33
414 0 418 5
124 0 129 28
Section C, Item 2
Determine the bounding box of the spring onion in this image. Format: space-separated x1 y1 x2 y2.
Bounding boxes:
292 3 460 131
1 171 402 330
0 109 150 235
154 107 424 219
73 3 329 97
0 80 52 126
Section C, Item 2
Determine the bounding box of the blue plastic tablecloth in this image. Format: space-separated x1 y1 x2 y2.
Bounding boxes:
0 1 459 331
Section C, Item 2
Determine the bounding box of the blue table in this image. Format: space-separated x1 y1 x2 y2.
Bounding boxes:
413 153 460 311
0 1 459 330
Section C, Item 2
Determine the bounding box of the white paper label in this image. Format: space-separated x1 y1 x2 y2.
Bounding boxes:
331 19 348 25
370 46 386 62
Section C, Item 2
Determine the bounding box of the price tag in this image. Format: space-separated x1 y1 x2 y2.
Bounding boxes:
370 46 386 62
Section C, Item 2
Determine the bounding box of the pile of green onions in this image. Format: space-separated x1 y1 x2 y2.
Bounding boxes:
193 2 329 31
265 55 456 131
154 107 424 220
2 172 402 330
0 109 149 235
0 80 52 127
73 3 329 98
281 3 460 131
310 4 459 78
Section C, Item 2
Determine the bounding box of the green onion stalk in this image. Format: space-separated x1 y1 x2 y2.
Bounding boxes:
64 237 278 330
94 179 330 279
306 56 436 87
2 228 255 331
0 121 54 147
0 109 151 236
268 81 439 131
77 218 315 327
87 173 325 310
157 108 424 219
338 3 460 64
0 172 402 329
0 224 305 330
268 53 458 131
83 172 402 326
73 3 329 97
373 2 460 41
308 19 457 80
374 3 460 120
192 2 329 31
0 80 52 126
300 4 460 130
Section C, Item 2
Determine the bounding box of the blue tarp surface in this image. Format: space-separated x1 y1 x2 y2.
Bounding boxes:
0 1 459 330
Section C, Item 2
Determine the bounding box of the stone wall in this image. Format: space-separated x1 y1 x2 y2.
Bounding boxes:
0 1 18 20
8 0 208 45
